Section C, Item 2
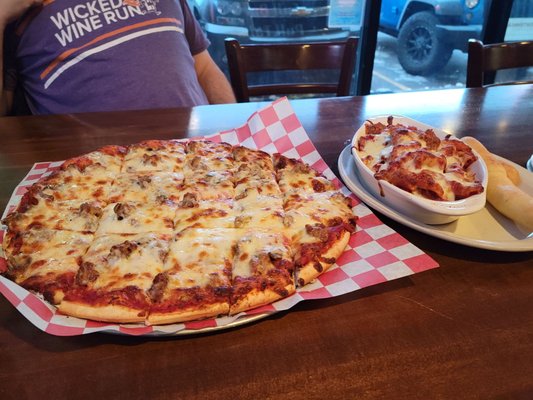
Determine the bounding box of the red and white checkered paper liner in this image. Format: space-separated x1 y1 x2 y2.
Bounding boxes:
0 97 439 336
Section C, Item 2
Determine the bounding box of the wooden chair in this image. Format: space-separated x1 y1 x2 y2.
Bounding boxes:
224 37 358 102
466 39 533 88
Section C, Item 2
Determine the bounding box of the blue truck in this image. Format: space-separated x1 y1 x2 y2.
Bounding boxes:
189 0 485 76
380 0 484 75
187 0 361 73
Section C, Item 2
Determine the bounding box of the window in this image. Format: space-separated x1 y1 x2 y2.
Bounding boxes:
189 0 364 98
195 0 532 96
371 0 486 93
500 0 533 84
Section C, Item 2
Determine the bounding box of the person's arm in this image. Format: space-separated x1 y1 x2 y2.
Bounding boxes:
193 49 236 104
0 0 42 116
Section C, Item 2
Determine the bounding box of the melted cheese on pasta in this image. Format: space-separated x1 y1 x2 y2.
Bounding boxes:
357 123 482 201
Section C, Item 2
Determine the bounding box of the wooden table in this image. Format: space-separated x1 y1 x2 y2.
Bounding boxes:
1 85 532 399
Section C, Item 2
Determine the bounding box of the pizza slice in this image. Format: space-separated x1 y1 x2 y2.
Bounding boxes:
95 201 176 236
234 189 285 230
230 229 295 314
122 140 186 173
173 193 236 231
233 144 272 164
180 142 236 200
233 146 281 197
147 227 238 325
62 145 126 175
233 146 276 179
2 228 93 303
186 139 234 161
184 140 235 173
234 176 282 199
181 169 235 201
34 159 116 202
2 197 104 233
107 171 184 204
283 191 357 286
232 146 285 231
273 154 337 194
58 233 171 323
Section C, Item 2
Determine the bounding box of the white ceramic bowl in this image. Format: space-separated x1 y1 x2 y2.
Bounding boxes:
351 115 488 225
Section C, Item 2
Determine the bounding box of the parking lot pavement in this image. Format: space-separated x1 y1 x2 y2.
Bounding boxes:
371 33 468 94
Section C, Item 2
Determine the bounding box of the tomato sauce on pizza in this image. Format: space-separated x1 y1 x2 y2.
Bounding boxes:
2 140 357 324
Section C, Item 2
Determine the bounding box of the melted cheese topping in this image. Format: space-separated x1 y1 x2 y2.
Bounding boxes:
95 202 176 236
123 143 186 173
84 150 123 174
108 172 184 203
164 228 238 289
12 229 93 259
235 193 285 230
23 258 80 283
278 173 336 195
174 199 236 230
5 199 103 233
284 191 352 243
9 229 94 282
40 164 115 201
181 170 235 201
232 229 292 279
234 178 281 198
356 122 482 201
84 233 170 290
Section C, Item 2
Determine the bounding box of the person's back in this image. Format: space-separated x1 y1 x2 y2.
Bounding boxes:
1 0 235 115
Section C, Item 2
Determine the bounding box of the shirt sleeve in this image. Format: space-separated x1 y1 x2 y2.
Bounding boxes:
180 0 210 55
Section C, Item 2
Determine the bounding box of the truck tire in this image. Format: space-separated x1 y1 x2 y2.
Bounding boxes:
397 11 453 76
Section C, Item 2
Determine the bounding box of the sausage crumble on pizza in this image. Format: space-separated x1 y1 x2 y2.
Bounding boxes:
1 140 357 325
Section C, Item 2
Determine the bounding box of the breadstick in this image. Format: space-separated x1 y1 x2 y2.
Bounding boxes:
462 136 533 230
502 161 521 186
462 137 520 184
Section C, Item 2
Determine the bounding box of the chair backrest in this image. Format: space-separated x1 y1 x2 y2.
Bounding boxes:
466 39 533 88
224 37 359 102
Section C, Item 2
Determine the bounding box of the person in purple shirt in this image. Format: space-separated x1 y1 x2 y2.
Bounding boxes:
0 0 236 115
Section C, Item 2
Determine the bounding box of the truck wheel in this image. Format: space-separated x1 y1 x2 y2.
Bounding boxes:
397 11 453 76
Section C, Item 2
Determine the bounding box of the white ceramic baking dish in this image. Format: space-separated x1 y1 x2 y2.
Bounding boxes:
351 115 488 225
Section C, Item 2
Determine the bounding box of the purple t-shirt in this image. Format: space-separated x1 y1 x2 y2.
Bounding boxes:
6 0 210 114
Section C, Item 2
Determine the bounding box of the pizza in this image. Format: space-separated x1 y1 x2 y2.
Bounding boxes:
1 139 357 325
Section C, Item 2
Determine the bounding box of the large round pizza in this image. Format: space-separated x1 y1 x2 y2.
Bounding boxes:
1 140 357 325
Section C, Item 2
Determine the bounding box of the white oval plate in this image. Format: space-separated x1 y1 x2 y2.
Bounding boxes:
338 145 533 252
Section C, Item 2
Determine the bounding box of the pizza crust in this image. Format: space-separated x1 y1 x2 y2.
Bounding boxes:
46 289 67 305
147 303 230 325
58 301 147 324
230 284 295 315
296 230 351 287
